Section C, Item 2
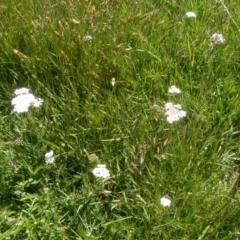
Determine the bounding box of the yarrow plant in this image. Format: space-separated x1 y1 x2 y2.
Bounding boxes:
210 33 225 49
186 11 196 18
92 164 110 178
168 85 181 94
164 102 186 124
45 150 55 165
160 196 171 207
11 88 43 113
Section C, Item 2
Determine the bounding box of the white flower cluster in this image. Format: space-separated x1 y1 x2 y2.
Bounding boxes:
11 88 43 113
92 164 110 178
83 35 93 42
186 11 196 18
168 85 181 94
71 18 80 24
165 102 186 124
45 150 55 164
160 196 171 207
210 33 225 48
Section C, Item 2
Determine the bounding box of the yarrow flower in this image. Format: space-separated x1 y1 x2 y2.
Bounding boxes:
92 164 110 178
45 150 55 165
165 102 186 124
186 11 196 18
71 18 80 24
11 88 43 113
14 88 29 95
210 33 225 49
160 196 171 207
83 35 93 42
168 85 181 94
111 77 116 87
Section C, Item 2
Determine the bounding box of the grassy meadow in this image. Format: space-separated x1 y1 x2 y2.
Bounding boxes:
1 0 240 239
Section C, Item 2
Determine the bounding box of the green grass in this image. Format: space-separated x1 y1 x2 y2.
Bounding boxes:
1 0 240 239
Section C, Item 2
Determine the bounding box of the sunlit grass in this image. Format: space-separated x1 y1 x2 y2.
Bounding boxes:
0 0 240 239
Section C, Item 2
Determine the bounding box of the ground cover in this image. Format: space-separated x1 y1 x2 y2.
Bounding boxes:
0 0 240 239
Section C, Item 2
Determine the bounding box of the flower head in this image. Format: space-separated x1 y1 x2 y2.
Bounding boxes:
92 164 110 178
111 77 116 87
168 85 181 94
14 88 30 95
88 153 99 162
160 196 171 207
83 35 93 42
31 98 44 107
210 33 225 48
71 18 80 24
165 102 186 124
45 150 55 164
11 88 43 113
186 11 196 18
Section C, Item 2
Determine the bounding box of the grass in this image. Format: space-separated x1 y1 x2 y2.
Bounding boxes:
0 0 240 239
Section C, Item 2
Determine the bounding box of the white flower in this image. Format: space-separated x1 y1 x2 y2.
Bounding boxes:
111 77 116 87
45 150 55 164
160 196 171 207
168 85 181 94
92 164 110 178
165 102 186 124
11 93 35 113
31 98 44 107
83 35 93 41
71 18 80 24
14 88 29 95
11 88 44 113
210 33 225 48
186 12 196 18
